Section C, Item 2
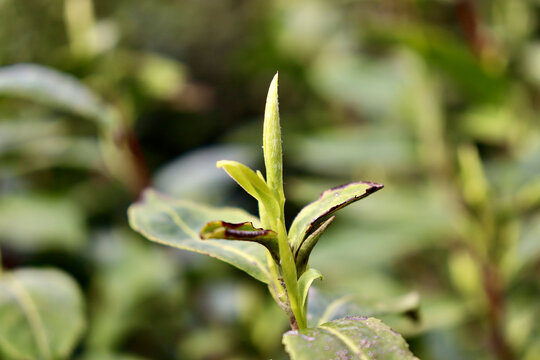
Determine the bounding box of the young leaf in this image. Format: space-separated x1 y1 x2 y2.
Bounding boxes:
283 317 418 360
0 268 86 360
298 268 323 310
200 221 279 262
263 72 285 208
295 216 335 274
289 182 383 251
216 160 280 229
128 189 272 283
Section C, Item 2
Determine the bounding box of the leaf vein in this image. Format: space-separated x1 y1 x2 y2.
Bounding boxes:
3 275 51 359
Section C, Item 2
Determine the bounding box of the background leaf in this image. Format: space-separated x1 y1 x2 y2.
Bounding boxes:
0 268 86 360
0 194 87 252
0 64 108 125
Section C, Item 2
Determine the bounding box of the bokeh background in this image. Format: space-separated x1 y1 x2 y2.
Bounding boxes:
1 0 540 359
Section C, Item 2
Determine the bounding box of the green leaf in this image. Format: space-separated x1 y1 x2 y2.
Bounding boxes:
262 72 285 207
0 268 86 360
298 268 323 310
216 160 271 202
216 160 279 229
0 64 108 125
308 289 420 328
200 221 279 262
128 189 272 284
0 194 87 252
289 182 383 251
283 316 418 360
295 216 335 274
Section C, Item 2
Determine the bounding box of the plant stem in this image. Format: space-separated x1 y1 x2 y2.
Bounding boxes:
277 219 305 329
483 264 513 360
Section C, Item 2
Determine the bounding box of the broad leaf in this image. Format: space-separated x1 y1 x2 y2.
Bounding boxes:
200 221 279 262
0 64 108 125
0 268 86 360
289 182 383 251
308 289 420 327
128 189 272 283
283 317 418 360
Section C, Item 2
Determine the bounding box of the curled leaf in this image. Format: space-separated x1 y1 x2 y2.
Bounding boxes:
298 268 323 311
295 216 335 275
289 182 383 252
200 221 279 262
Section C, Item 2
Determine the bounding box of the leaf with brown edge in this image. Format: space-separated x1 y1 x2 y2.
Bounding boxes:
288 181 383 252
200 221 279 262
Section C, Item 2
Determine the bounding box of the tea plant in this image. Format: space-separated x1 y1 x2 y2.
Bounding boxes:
128 74 419 359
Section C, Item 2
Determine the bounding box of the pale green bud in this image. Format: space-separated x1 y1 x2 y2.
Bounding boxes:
263 72 285 207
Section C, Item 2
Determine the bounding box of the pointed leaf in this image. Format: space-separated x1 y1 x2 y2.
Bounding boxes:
298 269 323 310
283 317 418 360
216 160 271 202
289 182 383 251
128 189 272 283
0 268 86 360
263 72 285 206
295 216 335 274
216 160 280 229
200 221 279 262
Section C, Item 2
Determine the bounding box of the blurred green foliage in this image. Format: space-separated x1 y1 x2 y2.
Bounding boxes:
1 0 540 359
